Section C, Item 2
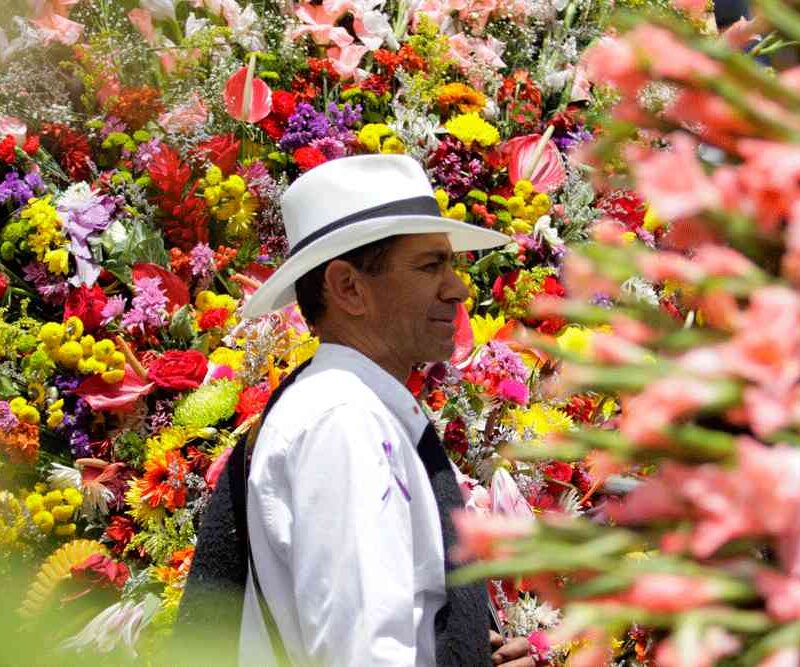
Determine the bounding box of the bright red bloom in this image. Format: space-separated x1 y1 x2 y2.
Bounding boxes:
71 553 130 590
103 515 136 555
199 307 230 331
0 135 16 164
564 395 596 423
235 384 272 426
147 349 208 391
294 146 327 171
0 273 8 300
40 123 93 181
141 449 190 510
271 90 297 121
22 134 40 155
194 134 240 175
64 284 108 332
597 190 646 231
260 117 285 142
491 269 520 303
542 275 566 297
148 144 191 198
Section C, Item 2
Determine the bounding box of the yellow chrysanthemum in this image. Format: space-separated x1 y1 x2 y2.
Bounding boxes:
19 539 108 617
642 205 663 232
125 480 166 526
471 313 506 347
209 347 245 371
556 326 595 359
285 332 319 368
507 403 573 437
444 113 500 148
436 83 486 113
357 123 395 153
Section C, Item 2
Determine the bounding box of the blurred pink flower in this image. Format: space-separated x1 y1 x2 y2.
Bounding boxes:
504 133 566 190
158 94 208 134
591 333 649 365
490 468 533 518
448 33 506 82
128 8 157 45
670 0 707 17
655 626 741 667
582 36 646 96
0 116 27 145
450 302 474 365
629 25 721 81
451 509 533 562
292 3 353 47
326 44 369 78
76 366 155 412
31 7 84 45
497 378 529 405
453 466 491 514
590 574 722 613
759 648 800 667
631 133 720 222
743 386 800 438
638 251 703 283
723 16 764 49
665 90 750 152
756 570 800 622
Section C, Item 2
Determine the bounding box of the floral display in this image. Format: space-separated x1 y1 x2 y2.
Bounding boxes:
0 0 647 657
451 1 800 664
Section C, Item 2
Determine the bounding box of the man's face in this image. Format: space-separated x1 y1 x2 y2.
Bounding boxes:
359 233 469 367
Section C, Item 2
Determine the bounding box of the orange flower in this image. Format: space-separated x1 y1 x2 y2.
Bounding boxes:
140 450 189 511
107 86 164 131
1 422 40 464
436 83 486 114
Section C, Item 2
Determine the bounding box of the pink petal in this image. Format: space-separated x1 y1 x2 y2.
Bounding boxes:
224 66 273 123
450 302 474 364
76 366 155 412
505 134 566 191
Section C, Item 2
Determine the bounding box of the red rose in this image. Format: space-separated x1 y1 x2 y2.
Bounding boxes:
194 133 240 175
64 284 108 332
293 146 327 171
71 553 130 590
199 307 230 331
147 350 208 391
542 275 566 297
0 135 16 164
0 273 8 300
22 135 40 155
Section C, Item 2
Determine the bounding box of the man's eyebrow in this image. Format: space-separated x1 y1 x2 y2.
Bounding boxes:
414 249 454 262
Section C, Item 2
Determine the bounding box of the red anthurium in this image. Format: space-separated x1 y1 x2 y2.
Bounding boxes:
224 55 273 123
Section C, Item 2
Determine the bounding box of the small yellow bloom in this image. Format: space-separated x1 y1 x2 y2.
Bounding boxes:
92 339 116 362
63 488 83 508
25 493 45 514
80 335 96 357
44 247 69 275
507 196 526 218
513 180 534 198
57 341 84 368
205 165 223 186
643 206 663 232
38 322 65 348
621 231 637 245
556 325 594 359
32 510 54 534
357 123 394 153
380 136 405 154
47 410 64 429
509 218 533 234
54 523 77 538
18 405 40 425
434 189 450 214
471 312 506 347
43 490 63 509
102 369 125 384
443 202 466 221
209 347 245 371
52 504 75 523
64 316 84 341
224 175 246 197
444 113 500 148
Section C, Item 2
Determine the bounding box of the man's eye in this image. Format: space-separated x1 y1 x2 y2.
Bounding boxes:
421 262 442 272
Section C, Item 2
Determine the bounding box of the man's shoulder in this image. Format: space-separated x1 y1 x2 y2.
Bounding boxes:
264 365 386 438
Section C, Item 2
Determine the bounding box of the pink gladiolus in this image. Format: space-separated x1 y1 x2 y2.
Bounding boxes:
128 8 157 45
628 25 721 82
453 466 491 514
224 64 273 123
292 3 353 47
451 509 533 562
637 251 703 284
326 44 369 78
655 626 741 667
756 570 800 622
759 648 800 667
490 468 533 518
671 0 707 16
591 218 628 246
504 134 566 190
723 16 764 49
582 36 646 96
610 315 657 344
591 574 722 613
631 133 719 222
591 333 649 365
693 244 757 278
448 33 506 83
665 90 750 151
158 93 208 134
450 302 474 365
31 9 84 45
743 386 800 438
76 366 155 412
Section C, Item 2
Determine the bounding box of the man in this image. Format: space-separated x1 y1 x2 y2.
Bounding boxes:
183 155 534 665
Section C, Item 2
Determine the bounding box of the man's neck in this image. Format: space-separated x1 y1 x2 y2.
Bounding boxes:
316 328 410 384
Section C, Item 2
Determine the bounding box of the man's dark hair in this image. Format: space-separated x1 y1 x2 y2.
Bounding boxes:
295 236 398 325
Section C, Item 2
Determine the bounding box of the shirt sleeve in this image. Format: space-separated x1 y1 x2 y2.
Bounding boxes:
286 403 418 667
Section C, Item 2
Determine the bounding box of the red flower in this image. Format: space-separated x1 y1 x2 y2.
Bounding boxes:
597 190 646 232
293 146 327 171
40 123 93 181
260 117 285 142
148 144 191 198
542 275 566 297
71 553 130 590
194 134 240 175
199 307 230 331
271 90 297 121
0 272 8 300
103 515 136 555
147 350 208 391
405 369 425 397
443 418 469 457
22 135 40 155
141 450 189 510
235 384 272 426
131 263 189 313
107 86 164 131
491 269 520 303
0 135 16 164
543 460 573 483
564 395 595 423
64 284 108 332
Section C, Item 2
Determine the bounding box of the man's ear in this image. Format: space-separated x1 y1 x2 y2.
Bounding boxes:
323 259 367 317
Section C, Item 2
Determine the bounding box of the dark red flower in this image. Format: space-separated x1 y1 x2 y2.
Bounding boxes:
22 135 40 155
564 395 595 423
147 350 208 391
271 90 297 121
293 146 327 171
597 190 646 232
71 553 130 590
260 117 285 142
103 515 136 555
107 86 164 131
0 135 16 164
405 369 425 397
0 273 8 300
443 417 469 457
148 144 191 198
542 275 566 297
40 123 93 181
64 284 108 332
194 134 240 175
543 460 573 483
199 307 230 331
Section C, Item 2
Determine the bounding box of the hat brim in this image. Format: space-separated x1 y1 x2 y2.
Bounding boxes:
242 215 510 318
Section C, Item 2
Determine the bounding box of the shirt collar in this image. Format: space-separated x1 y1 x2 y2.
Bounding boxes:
309 343 429 443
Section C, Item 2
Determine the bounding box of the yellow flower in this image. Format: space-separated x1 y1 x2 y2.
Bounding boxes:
32 510 54 534
125 480 166 526
471 312 506 347
102 369 125 384
621 231 637 244
57 341 84 368
643 205 663 232
92 339 116 362
44 247 69 275
455 270 476 312
556 326 594 359
442 202 466 221
43 489 63 509
64 316 84 341
54 523 77 538
51 504 76 523
444 113 500 148
38 322 65 349
63 487 83 508
380 136 406 154
434 189 450 214
436 82 486 113
209 347 245 371
507 403 573 437
204 165 223 186
25 493 45 514
357 123 394 152
507 196 526 217
18 405 40 425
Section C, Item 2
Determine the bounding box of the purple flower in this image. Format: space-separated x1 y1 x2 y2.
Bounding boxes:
279 103 331 152
100 116 127 139
309 136 347 160
54 375 81 393
147 399 174 434
133 138 163 172
473 341 528 384
189 243 215 278
101 294 127 326
428 136 490 199
121 276 169 334
0 401 20 432
69 429 92 458
553 126 593 152
22 262 70 305
0 170 45 206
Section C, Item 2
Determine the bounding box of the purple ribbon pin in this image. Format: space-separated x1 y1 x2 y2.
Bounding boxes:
381 440 411 502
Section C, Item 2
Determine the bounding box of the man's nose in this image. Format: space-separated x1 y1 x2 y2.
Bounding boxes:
441 265 470 303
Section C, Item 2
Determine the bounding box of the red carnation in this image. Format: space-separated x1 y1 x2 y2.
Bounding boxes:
71 553 130 590
40 123 93 181
103 515 136 555
199 307 230 331
22 135 40 155
147 350 208 391
194 134 240 175
271 90 297 121
293 146 327 171
235 385 272 426
542 275 566 297
64 284 108 332
0 135 16 164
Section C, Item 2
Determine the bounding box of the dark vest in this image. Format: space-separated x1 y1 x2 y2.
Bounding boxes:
176 363 490 666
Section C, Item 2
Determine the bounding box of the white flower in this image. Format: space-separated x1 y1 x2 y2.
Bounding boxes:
185 12 209 36
621 276 660 306
533 215 564 249
139 0 177 22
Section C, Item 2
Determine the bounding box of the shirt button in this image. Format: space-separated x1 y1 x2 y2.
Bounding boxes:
413 406 420 414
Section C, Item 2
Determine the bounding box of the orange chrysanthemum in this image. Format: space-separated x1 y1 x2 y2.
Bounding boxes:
437 83 487 114
107 86 165 131
1 422 40 464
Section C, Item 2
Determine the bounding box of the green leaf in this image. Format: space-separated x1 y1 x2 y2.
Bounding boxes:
169 305 196 344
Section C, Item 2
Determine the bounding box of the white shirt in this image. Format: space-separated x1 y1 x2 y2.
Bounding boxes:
240 344 447 666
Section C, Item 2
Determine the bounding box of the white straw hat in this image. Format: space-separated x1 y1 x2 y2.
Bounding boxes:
243 154 510 318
